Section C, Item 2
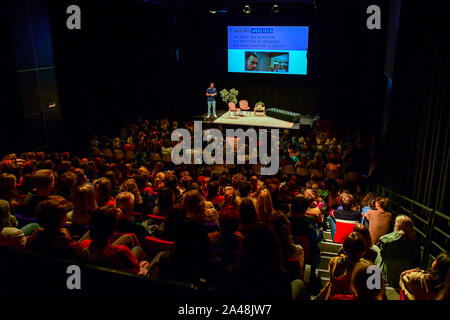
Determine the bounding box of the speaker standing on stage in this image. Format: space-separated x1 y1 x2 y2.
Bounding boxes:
206 82 217 119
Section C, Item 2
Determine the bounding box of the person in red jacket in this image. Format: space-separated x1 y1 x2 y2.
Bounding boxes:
330 192 362 244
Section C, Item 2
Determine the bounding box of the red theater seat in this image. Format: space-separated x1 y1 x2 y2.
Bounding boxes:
144 236 174 260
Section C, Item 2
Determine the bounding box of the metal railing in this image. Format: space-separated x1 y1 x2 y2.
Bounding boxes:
376 184 449 268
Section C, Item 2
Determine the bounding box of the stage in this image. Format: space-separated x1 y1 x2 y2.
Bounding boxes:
198 110 318 129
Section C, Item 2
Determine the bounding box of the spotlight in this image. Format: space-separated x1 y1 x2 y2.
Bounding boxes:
209 10 217 14
243 4 251 14
271 4 279 14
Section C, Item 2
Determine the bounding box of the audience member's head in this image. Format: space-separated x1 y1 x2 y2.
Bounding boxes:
353 223 373 248
375 196 389 211
157 187 175 213
256 189 274 223
183 190 206 223
36 196 71 231
73 183 98 217
343 232 367 263
93 177 112 207
115 191 135 215
33 169 55 195
339 192 354 210
394 215 416 242
119 179 143 205
290 196 309 217
89 206 119 246
239 198 258 228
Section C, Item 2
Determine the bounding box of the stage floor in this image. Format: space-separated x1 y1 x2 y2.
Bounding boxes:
210 111 300 129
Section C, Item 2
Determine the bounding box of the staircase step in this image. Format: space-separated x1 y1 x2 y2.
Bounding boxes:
318 241 342 254
323 231 332 241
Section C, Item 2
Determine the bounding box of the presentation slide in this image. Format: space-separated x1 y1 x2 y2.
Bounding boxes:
228 26 309 75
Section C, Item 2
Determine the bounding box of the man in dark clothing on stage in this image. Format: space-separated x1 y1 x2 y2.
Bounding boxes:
206 82 217 119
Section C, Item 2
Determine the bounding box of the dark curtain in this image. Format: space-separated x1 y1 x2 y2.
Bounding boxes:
381 2 449 213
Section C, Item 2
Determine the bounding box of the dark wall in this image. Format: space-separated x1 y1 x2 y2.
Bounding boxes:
381 2 449 212
45 0 387 152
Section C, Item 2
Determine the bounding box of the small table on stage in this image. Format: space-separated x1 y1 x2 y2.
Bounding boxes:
254 104 266 117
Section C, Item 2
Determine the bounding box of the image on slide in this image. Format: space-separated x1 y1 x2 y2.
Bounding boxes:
245 52 289 72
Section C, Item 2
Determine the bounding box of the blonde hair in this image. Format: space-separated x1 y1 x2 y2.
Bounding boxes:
394 215 416 242
256 189 274 223
119 179 143 205
73 184 98 217
115 191 135 215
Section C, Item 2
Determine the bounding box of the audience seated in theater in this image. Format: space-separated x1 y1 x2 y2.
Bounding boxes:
364 196 392 245
316 232 367 300
399 251 450 300
378 215 421 288
26 196 81 260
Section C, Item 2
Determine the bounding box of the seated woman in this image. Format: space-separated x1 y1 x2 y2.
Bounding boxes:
152 187 174 217
0 200 26 250
93 177 114 207
332 260 385 300
316 232 367 300
271 210 305 281
114 192 149 246
237 198 258 238
77 206 149 276
378 215 422 288
208 209 241 268
399 251 450 300
227 222 292 300
67 184 98 237
148 219 225 288
303 188 324 225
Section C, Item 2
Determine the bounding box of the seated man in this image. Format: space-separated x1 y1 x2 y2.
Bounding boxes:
26 196 81 260
22 169 55 217
330 192 362 244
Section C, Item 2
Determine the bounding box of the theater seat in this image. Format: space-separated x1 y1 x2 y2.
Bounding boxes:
144 236 174 260
147 214 166 225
